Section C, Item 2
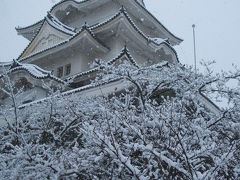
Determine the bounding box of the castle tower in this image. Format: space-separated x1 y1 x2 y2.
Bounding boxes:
1 0 184 105
0 1 221 115
15 0 182 81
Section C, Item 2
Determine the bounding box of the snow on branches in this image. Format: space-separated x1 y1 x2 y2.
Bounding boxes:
0 60 240 179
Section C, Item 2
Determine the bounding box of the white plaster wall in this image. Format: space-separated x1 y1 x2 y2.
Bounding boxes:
22 22 70 59
32 34 64 54
65 1 159 40
27 14 176 78
33 48 97 78
95 35 156 66
31 37 128 78
65 2 120 28
30 47 102 78
24 0 177 75
28 30 175 78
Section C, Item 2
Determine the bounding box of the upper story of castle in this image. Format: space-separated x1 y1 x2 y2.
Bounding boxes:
16 0 182 46
14 0 183 79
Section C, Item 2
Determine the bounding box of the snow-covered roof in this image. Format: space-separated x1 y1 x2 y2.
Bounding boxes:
50 0 182 44
46 12 76 36
16 0 182 44
0 60 64 84
18 77 124 109
18 24 109 63
17 7 178 64
90 7 167 47
107 46 139 67
132 0 183 44
15 11 76 41
89 8 179 62
14 58 220 117
70 46 139 81
15 20 43 41
17 13 79 60
198 92 221 115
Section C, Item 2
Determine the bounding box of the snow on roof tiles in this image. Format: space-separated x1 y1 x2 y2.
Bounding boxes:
0 60 64 84
17 14 76 61
50 0 182 42
89 7 179 61
16 0 182 44
17 7 178 64
18 24 108 63
46 12 76 36
69 46 139 80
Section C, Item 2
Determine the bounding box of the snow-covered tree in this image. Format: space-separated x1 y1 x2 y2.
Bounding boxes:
0 60 240 179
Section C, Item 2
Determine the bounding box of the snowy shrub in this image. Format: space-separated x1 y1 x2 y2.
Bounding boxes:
0 61 240 179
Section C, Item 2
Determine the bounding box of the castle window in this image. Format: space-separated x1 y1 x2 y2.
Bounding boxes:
57 66 63 78
65 64 71 76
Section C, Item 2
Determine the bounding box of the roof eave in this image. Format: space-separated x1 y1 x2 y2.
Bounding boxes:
15 20 44 41
132 0 183 45
19 28 109 63
49 0 183 44
90 9 179 63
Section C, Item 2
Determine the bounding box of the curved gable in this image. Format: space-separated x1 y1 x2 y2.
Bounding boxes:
19 20 72 60
49 0 182 45
31 34 64 54
16 0 182 46
89 9 179 63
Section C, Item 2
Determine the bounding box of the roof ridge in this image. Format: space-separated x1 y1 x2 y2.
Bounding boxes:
15 19 43 31
18 77 123 109
0 62 64 84
49 0 183 42
17 20 45 60
18 23 109 62
17 13 77 61
89 8 179 62
70 46 139 80
134 0 183 42
16 0 182 43
90 7 168 47
46 12 76 35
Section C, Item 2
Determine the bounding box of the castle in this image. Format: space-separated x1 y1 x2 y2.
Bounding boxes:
0 0 220 115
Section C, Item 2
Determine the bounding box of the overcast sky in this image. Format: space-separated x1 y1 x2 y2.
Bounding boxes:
0 0 239 72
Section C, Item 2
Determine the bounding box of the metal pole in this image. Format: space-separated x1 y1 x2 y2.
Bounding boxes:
192 24 197 75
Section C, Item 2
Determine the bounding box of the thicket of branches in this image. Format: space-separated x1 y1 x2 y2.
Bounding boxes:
0 61 240 179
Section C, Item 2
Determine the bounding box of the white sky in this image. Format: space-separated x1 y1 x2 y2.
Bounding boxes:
0 0 239 72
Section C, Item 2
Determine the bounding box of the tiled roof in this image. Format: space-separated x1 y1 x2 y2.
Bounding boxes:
17 7 179 63
90 7 179 62
16 0 182 44
0 60 64 84
49 0 183 42
69 46 139 81
18 24 109 62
